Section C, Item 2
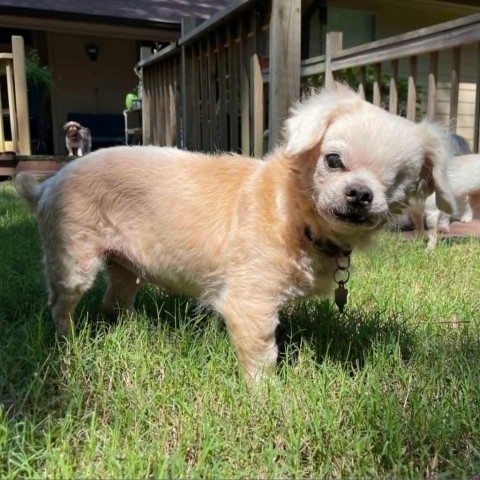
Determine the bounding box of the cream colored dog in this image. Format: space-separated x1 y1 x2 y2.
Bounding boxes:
15 85 454 381
410 154 480 249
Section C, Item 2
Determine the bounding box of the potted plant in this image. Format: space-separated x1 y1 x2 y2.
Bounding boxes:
25 49 53 92
25 49 54 153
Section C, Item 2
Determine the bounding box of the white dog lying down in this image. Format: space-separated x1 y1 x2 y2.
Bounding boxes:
15 85 454 381
410 154 480 249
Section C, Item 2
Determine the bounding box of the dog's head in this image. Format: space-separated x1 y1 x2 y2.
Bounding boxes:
283 84 455 241
63 121 83 139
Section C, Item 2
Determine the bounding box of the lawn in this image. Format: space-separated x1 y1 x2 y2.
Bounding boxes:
1 180 480 479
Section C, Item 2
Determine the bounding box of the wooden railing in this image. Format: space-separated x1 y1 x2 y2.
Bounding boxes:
140 6 480 154
0 36 31 155
140 0 301 156
303 14 480 153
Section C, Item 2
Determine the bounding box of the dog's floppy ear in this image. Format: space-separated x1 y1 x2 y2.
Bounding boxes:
283 84 362 157
63 122 71 131
419 123 456 214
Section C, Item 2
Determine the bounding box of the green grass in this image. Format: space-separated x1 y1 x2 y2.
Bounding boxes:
1 180 480 479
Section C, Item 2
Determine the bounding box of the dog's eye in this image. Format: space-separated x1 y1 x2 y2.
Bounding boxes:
324 153 344 170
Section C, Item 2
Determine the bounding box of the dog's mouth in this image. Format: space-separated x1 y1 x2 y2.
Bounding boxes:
332 208 386 227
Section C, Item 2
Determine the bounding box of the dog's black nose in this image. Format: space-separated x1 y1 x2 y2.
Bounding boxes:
345 184 374 207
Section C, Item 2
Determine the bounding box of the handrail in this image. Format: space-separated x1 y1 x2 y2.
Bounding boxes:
178 0 258 46
331 13 480 70
137 42 180 68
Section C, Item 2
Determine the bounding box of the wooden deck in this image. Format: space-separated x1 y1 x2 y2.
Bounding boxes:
0 154 70 177
401 219 480 242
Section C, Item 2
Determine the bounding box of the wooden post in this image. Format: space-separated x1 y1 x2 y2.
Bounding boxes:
251 9 264 158
358 66 367 100
389 59 399 114
228 24 239 152
474 44 480 153
217 32 228 150
449 46 461 133
240 19 250 154
373 63 382 107
12 36 30 155
427 52 438 121
141 51 152 145
0 67 4 152
181 17 198 149
268 0 301 150
407 56 417 121
325 32 343 90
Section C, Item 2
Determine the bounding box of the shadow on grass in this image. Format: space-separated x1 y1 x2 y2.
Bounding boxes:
277 299 416 372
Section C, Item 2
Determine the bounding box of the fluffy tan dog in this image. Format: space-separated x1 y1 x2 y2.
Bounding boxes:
16 85 454 381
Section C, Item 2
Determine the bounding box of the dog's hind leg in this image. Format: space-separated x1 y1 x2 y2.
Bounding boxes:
45 253 102 336
101 261 141 317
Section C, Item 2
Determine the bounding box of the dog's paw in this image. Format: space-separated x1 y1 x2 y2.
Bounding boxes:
460 214 473 223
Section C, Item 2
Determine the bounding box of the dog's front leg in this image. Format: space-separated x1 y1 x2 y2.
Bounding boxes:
67 146 74 156
425 208 441 250
214 293 279 383
77 148 83 157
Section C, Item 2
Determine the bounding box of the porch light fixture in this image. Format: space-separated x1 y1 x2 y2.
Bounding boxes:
86 44 99 61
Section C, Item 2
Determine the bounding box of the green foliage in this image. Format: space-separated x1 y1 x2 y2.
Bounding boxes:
25 49 53 91
302 66 422 118
1 182 480 478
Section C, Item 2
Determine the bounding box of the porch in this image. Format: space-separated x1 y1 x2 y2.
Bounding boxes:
138 0 480 156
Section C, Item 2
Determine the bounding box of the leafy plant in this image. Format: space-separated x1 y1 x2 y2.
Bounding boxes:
302 66 422 119
25 49 53 91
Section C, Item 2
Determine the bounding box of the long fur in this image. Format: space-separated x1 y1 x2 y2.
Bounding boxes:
415 153 480 249
15 84 455 382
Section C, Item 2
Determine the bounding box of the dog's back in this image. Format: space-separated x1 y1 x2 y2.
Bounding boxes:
447 154 480 195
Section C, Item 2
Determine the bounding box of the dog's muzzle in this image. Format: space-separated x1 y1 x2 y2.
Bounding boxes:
333 183 382 225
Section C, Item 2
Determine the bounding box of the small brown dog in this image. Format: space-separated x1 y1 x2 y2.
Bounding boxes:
17 85 454 381
63 121 92 156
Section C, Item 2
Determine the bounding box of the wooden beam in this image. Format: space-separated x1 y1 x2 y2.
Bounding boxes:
372 63 381 107
474 44 480 153
331 14 480 71
179 0 258 46
389 59 399 114
268 0 301 150
251 8 264 158
407 56 418 122
227 25 239 152
240 18 250 155
325 32 343 89
12 36 30 155
427 52 438 121
181 17 199 149
357 66 367 100
449 46 461 133
5 61 18 153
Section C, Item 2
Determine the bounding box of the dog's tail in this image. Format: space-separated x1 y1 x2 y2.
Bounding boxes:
14 172 43 214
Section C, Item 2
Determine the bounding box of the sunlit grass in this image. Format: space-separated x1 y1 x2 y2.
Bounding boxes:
1 181 480 478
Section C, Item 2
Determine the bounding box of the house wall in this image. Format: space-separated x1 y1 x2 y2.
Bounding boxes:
48 32 137 154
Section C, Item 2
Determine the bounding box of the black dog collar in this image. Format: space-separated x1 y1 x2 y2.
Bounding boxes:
304 226 352 258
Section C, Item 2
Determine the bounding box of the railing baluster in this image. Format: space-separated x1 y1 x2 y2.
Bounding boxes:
407 56 417 121
427 52 438 121
449 46 461 133
389 60 398 114
373 63 382 107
